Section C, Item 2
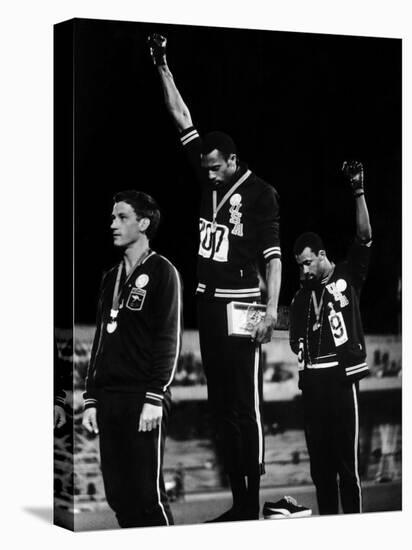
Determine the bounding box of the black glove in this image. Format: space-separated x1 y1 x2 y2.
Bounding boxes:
342 160 364 195
147 33 167 66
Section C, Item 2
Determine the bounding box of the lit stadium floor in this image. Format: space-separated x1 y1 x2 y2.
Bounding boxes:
54 480 401 531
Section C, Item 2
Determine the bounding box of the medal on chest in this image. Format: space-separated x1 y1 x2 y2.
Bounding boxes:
105 250 151 335
106 308 119 334
311 289 325 331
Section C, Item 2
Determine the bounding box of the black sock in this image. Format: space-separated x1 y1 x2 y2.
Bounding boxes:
229 473 247 509
245 473 260 515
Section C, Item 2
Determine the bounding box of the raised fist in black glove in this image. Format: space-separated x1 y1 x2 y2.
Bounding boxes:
148 33 167 66
342 160 364 195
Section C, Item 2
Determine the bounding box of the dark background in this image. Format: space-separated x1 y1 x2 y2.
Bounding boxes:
59 18 401 332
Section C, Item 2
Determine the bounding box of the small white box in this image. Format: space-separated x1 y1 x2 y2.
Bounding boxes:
226 301 267 337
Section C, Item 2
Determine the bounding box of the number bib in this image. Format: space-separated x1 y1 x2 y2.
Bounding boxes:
199 218 229 262
328 310 348 346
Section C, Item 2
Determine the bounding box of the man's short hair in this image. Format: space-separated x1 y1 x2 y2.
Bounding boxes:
201 131 237 160
293 232 325 256
113 190 161 240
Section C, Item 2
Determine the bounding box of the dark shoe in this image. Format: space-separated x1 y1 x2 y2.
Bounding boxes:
263 496 312 519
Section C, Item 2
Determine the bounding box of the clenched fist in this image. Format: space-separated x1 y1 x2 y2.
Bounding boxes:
342 160 364 194
147 33 167 66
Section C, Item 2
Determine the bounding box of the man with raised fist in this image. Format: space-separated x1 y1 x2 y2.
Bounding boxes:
289 161 372 515
148 33 282 522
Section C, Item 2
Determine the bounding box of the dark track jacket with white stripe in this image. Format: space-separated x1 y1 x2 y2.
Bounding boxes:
83 252 183 409
289 240 372 388
180 126 281 301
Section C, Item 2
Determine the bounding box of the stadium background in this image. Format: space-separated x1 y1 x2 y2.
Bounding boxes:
54 18 402 528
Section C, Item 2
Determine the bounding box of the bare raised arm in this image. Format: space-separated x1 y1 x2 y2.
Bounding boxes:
148 34 193 132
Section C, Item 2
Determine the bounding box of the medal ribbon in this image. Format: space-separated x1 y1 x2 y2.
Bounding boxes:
110 262 124 316
109 249 152 322
306 265 336 363
311 264 336 326
212 169 251 228
311 289 325 328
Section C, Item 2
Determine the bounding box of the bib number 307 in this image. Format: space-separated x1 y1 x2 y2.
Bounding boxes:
199 218 229 262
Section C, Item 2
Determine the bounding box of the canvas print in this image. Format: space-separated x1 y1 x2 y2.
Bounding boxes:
54 18 402 531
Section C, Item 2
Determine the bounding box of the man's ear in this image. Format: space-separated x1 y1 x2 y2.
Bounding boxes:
139 218 151 233
318 250 326 260
228 153 237 168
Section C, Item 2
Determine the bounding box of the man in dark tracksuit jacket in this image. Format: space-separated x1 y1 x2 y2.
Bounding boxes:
290 161 372 515
148 34 282 522
83 190 183 528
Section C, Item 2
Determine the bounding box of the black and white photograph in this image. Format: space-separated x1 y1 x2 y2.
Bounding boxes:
53 16 402 532
3 2 409 549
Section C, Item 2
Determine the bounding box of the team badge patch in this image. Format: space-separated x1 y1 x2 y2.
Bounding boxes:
335 279 347 292
135 274 149 288
326 280 349 308
229 193 243 236
230 193 242 206
126 287 146 311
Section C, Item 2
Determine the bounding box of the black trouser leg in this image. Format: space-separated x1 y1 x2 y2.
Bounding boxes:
197 298 265 480
97 391 173 528
304 421 339 514
303 377 362 515
334 382 362 514
303 380 339 515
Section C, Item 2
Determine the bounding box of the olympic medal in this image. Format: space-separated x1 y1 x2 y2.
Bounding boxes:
107 321 117 334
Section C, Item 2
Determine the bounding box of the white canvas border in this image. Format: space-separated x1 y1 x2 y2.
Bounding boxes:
0 1 409 549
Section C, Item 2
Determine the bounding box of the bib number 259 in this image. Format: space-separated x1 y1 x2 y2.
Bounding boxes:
199 218 229 262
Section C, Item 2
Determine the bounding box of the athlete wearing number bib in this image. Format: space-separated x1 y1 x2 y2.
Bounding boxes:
151 33 282 521
290 231 372 515
181 128 281 298
180 127 281 518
